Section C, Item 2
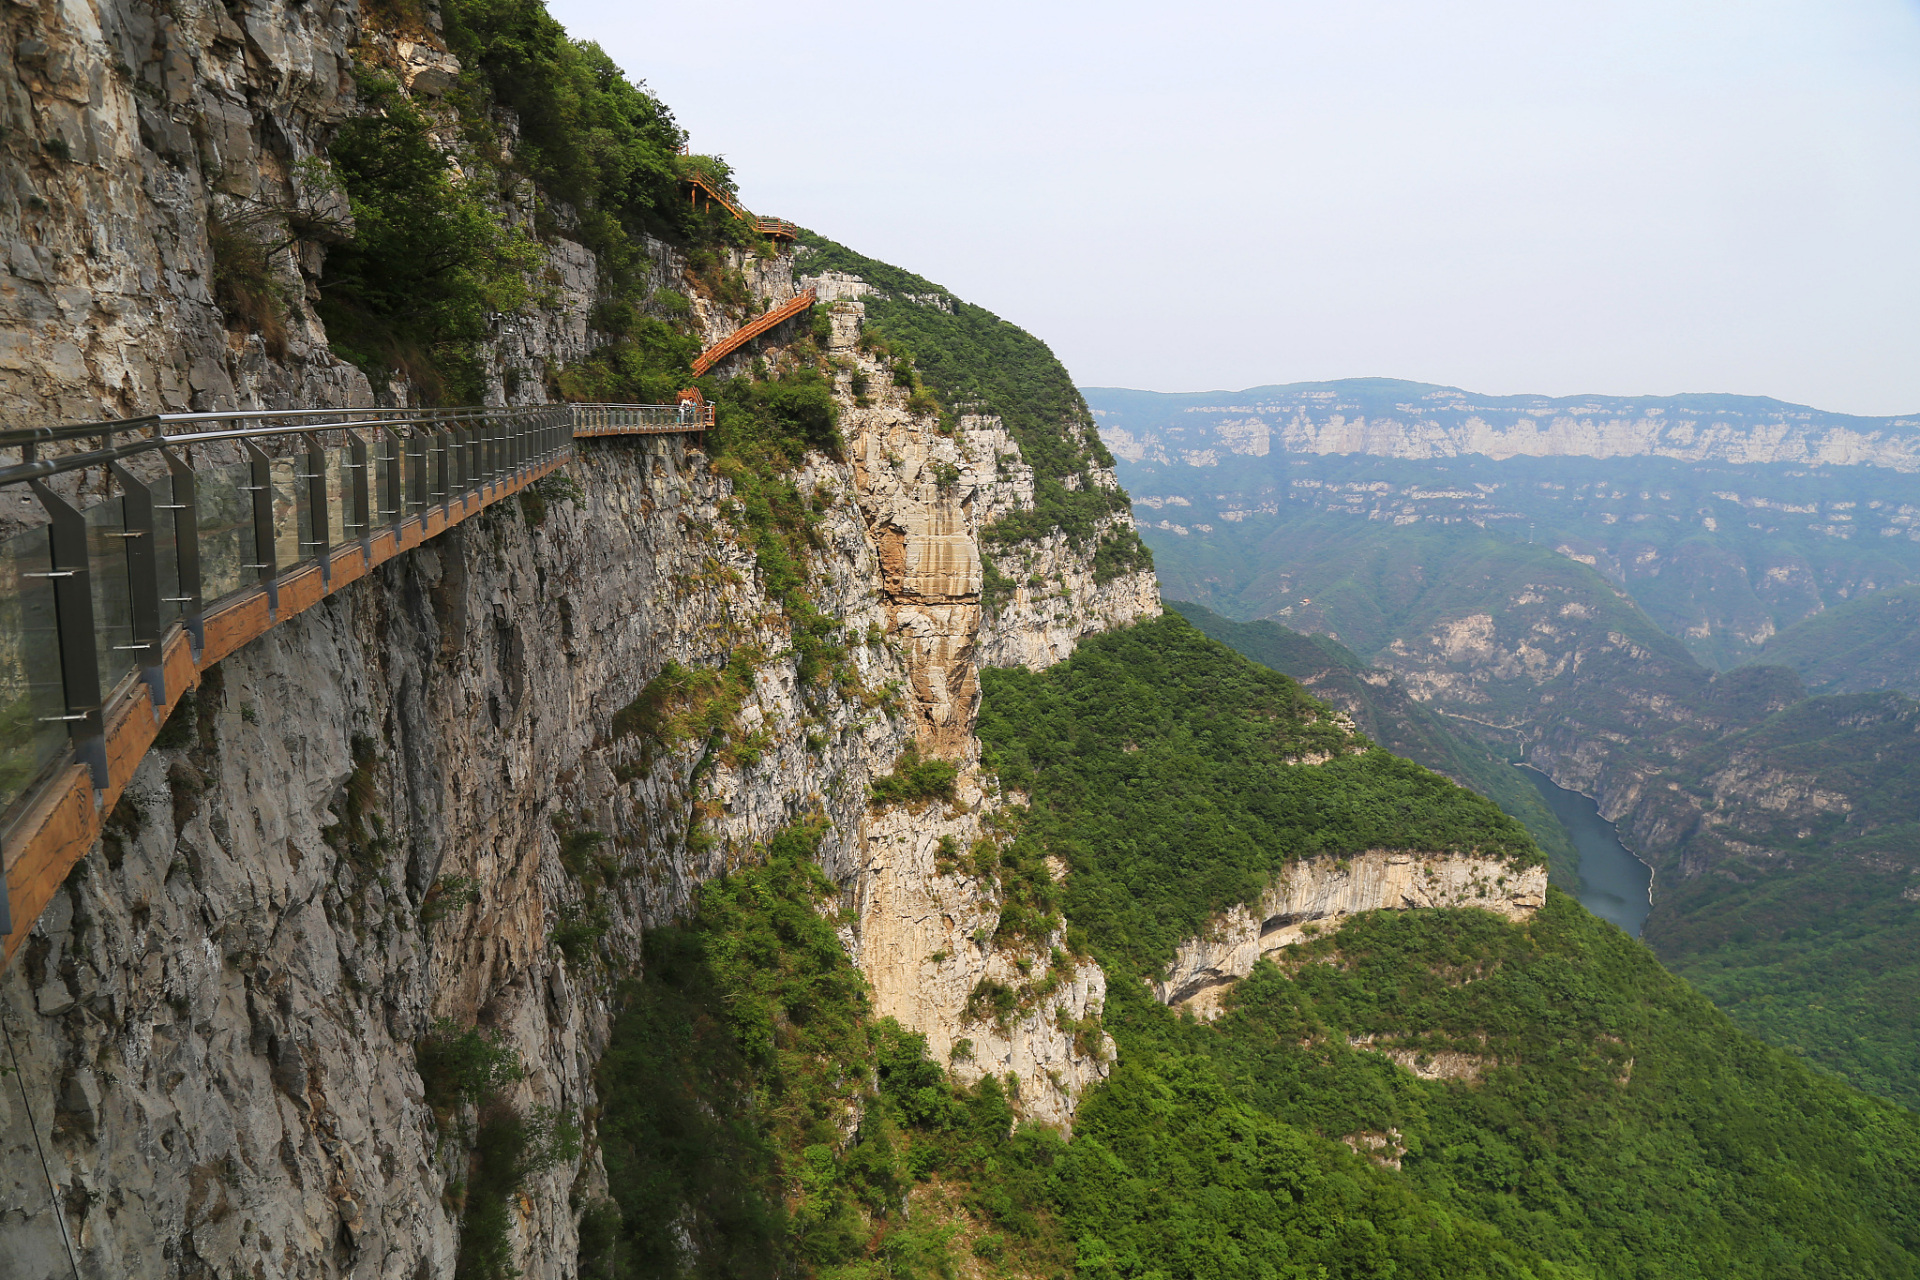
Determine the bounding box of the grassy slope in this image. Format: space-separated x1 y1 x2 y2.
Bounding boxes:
1754 585 1920 697
979 616 1920 1279
1168 601 1581 884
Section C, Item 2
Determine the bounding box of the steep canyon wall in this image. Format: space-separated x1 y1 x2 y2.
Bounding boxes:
0 2 1162 1275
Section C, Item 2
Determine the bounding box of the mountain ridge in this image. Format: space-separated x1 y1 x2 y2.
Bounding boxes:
1087 378 1920 472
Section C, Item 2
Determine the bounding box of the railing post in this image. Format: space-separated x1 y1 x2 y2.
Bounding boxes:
451 425 469 500
27 482 107 788
433 428 451 518
242 439 279 613
108 460 167 708
162 448 204 653
305 437 330 583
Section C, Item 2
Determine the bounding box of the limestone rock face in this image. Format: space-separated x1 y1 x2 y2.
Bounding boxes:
0 0 372 438
2 9 1144 1277
847 793 1114 1131
1154 851 1549 1017
1 192 1132 1280
819 304 1118 1122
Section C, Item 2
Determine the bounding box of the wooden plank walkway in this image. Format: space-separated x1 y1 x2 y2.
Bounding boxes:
0 408 700 966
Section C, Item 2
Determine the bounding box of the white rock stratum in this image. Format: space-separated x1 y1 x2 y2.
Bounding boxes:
1154 850 1549 1018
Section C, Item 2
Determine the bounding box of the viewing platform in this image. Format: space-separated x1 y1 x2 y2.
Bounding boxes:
0 400 709 965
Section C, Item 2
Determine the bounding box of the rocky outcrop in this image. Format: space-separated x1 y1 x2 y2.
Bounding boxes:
818 301 1124 1120
1 0 371 431
1153 850 1547 1017
849 793 1114 1130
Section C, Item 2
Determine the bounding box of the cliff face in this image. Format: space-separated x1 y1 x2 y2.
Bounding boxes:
0 5 1164 1275
1 0 370 429
0 192 1174 1273
0 299 1155 1279
1153 851 1547 1017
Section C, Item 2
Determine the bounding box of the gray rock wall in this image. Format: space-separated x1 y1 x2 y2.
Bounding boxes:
0 4 1159 1274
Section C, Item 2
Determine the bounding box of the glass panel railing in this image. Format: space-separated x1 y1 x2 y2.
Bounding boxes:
269 457 302 570
373 435 400 524
151 471 185 629
406 437 427 515
83 494 138 699
325 447 352 546
198 461 255 604
0 524 69 814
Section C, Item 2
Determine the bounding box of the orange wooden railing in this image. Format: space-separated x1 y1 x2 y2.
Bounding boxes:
683 172 798 242
692 289 819 376
685 171 744 220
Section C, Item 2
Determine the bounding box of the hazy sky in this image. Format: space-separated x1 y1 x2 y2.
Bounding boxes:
548 0 1920 416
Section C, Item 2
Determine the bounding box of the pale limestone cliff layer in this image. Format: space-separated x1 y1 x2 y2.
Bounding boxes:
1154 850 1548 1018
1100 405 1920 472
847 793 1114 1130
812 303 1121 1121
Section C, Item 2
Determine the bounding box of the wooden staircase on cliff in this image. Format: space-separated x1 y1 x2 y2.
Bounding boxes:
692 288 819 376
683 170 800 242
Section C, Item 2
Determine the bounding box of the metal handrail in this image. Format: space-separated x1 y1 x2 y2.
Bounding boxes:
0 401 708 845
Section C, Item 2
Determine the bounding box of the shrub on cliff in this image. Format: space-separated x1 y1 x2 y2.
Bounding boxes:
318 66 539 401
868 743 960 810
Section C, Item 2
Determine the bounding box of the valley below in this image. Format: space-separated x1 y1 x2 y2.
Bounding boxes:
2 6 1918 1279
1097 380 1920 1112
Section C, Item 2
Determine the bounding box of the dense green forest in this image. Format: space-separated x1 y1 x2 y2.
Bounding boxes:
1756 585 1920 698
981 614 1920 1278
977 613 1541 971
1121 502 1920 1108
1645 691 1920 1110
1167 601 1581 884
585 616 1920 1279
579 824 1574 1280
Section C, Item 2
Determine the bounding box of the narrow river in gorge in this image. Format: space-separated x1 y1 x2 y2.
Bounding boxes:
1524 768 1654 937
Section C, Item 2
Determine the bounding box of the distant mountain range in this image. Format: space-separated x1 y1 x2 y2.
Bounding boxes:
1085 379 1920 472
